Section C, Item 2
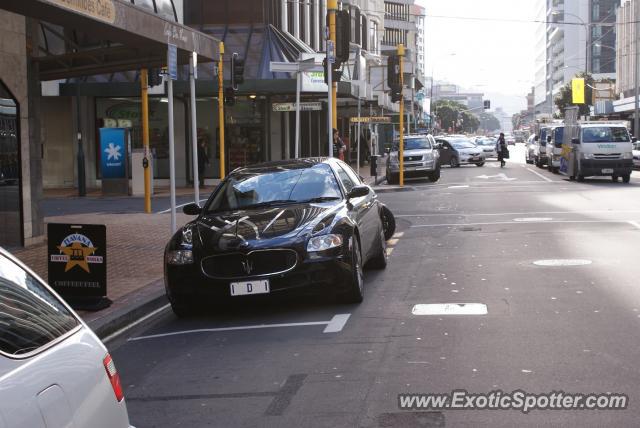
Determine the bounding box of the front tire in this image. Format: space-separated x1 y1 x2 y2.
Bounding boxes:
428 168 441 181
450 157 459 168
381 205 396 240
577 174 585 182
623 174 631 183
367 228 388 270
169 295 195 318
475 162 485 167
340 237 364 303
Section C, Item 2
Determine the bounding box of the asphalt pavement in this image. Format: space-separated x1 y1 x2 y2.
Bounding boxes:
109 145 640 427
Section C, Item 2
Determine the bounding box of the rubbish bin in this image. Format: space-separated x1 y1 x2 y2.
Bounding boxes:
370 155 379 178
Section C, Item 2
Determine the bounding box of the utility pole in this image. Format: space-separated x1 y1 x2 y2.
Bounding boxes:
140 69 151 213
635 0 639 138
218 41 226 178
398 44 405 187
189 53 199 205
328 0 338 129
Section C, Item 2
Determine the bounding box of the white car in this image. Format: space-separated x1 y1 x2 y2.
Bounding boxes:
632 141 640 169
0 247 135 428
474 137 498 158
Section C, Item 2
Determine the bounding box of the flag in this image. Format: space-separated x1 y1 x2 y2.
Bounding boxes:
572 78 585 104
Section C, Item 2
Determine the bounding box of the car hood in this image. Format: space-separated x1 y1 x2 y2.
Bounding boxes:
194 203 340 250
456 147 482 154
390 148 433 156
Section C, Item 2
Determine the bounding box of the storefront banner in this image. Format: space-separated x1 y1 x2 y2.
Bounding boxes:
301 70 328 92
273 102 323 112
100 128 127 178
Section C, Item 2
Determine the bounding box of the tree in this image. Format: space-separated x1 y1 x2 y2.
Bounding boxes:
554 72 594 118
434 100 476 132
479 112 501 132
460 111 480 133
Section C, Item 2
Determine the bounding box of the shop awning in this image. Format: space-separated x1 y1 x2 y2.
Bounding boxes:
1 0 220 80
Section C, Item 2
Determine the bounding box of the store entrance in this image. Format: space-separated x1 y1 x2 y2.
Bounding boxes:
0 81 21 247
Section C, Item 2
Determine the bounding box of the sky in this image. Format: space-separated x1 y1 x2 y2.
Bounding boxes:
417 0 539 114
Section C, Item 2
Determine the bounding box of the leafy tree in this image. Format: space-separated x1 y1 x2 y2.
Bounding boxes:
434 100 475 132
554 72 594 118
479 112 501 132
460 111 480 133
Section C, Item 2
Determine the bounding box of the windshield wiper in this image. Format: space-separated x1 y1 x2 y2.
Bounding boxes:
298 196 341 203
238 200 299 210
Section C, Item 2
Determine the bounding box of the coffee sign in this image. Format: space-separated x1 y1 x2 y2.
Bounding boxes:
47 0 116 24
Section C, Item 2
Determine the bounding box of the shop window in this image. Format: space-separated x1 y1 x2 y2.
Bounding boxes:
0 80 21 247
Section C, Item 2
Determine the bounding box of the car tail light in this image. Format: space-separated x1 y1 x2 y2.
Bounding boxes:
103 354 124 402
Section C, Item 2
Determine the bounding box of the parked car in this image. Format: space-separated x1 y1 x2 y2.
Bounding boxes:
524 134 536 164
474 137 498 158
634 141 640 169
165 158 388 316
533 127 550 167
504 134 516 145
436 137 485 167
386 134 441 184
0 247 134 428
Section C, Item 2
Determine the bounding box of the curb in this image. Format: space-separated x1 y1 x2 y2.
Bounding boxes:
83 278 169 340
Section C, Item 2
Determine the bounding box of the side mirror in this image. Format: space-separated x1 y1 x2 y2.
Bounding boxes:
633 137 638 143
183 203 202 216
547 136 552 143
347 185 370 199
534 136 539 141
571 138 580 145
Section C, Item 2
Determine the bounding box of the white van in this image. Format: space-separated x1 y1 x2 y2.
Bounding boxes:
546 125 563 173
561 122 634 183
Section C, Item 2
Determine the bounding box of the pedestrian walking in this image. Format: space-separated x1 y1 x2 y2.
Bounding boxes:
333 128 346 160
496 132 509 168
197 138 209 187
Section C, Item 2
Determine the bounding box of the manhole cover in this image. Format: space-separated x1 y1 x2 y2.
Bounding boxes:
412 303 488 315
513 217 553 222
533 259 592 266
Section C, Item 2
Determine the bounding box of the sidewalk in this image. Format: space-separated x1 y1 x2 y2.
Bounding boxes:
349 154 387 186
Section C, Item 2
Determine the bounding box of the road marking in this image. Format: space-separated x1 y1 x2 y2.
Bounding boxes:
448 185 469 189
513 217 553 222
525 167 553 182
629 221 640 230
323 314 351 333
397 209 640 218
127 313 351 341
157 198 208 214
102 304 171 343
412 303 488 316
411 219 630 228
533 259 592 266
476 173 517 181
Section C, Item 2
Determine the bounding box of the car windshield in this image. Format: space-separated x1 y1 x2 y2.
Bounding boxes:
450 140 476 149
393 137 432 150
553 127 564 143
477 139 495 146
582 127 630 143
204 163 341 213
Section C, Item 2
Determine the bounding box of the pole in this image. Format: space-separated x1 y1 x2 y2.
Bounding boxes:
357 93 361 176
141 69 151 213
327 36 333 157
167 68 177 233
295 70 301 158
328 0 338 129
635 0 639 138
189 56 199 204
75 88 86 197
218 42 226 178
398 44 405 187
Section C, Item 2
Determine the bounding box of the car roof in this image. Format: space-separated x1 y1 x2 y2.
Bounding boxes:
232 157 336 175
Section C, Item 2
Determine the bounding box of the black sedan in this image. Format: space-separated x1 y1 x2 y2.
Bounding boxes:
164 158 388 316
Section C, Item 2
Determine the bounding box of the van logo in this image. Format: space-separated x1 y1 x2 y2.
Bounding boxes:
597 144 615 149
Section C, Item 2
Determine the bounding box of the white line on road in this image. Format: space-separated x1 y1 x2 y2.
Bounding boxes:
127 313 352 341
447 185 469 189
157 198 208 214
525 167 554 182
102 304 171 343
629 221 640 230
410 220 632 228
396 209 640 218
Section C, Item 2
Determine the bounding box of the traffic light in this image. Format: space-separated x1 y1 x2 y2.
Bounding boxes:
224 87 235 106
483 100 491 110
231 53 245 90
387 55 400 87
335 9 351 65
323 58 343 85
390 84 402 103
148 68 163 87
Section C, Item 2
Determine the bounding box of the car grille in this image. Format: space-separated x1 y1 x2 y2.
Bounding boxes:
483 149 493 152
594 153 621 160
404 155 423 162
201 249 298 279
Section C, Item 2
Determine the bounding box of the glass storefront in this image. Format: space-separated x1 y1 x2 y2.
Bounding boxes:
0 82 21 247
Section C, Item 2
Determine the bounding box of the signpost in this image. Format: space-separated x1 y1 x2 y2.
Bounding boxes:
272 102 322 112
48 223 109 310
99 127 129 195
167 43 177 233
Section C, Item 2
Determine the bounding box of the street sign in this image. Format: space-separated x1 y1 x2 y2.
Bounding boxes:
350 116 391 123
327 40 335 64
48 223 110 310
168 43 178 80
272 102 322 112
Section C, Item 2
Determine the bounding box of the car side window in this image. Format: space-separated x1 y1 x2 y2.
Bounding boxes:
335 165 356 193
0 253 79 356
338 162 362 186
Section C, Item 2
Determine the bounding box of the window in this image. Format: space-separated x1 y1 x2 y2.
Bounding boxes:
582 127 630 143
0 253 79 356
335 165 356 193
338 162 362 186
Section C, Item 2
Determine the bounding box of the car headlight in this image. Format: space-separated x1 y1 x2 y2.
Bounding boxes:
181 227 193 249
623 152 633 159
423 152 433 161
581 153 595 160
307 234 343 252
166 250 194 265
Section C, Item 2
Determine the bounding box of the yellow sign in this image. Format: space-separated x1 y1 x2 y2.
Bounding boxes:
572 78 585 104
48 0 116 24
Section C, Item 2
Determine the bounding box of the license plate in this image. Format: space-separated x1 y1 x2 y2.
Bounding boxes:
230 279 270 296
602 168 614 174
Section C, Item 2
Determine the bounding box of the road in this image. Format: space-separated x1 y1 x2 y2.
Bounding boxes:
109 145 640 427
